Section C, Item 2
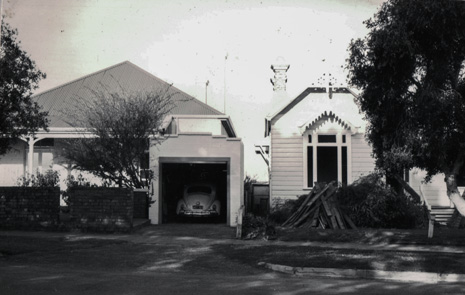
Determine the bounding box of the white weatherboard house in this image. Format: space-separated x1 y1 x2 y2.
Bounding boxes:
259 61 459 222
0 61 244 226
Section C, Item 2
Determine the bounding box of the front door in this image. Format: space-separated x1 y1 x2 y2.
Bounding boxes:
317 146 338 184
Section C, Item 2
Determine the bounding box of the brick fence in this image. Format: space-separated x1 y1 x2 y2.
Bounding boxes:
68 187 134 232
0 187 60 230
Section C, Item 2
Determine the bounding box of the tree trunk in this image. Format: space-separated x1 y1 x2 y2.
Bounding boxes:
387 173 403 196
445 174 465 217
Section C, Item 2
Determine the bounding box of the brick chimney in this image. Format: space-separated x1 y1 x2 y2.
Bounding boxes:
270 57 290 92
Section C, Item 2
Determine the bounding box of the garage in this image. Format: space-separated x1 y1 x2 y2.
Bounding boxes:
160 162 228 223
149 123 244 227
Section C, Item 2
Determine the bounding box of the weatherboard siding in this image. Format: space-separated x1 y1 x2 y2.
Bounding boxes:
270 129 377 201
409 169 458 207
351 133 376 182
270 128 305 200
0 140 26 186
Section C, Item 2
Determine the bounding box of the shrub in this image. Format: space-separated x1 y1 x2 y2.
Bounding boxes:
61 174 100 206
65 174 95 188
241 213 276 240
16 170 60 187
336 173 427 229
267 195 307 225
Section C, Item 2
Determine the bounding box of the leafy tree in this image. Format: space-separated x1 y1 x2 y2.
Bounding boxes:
0 20 48 155
62 85 174 189
346 0 465 216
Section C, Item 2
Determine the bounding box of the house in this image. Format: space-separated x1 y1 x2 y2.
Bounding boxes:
0 61 244 226
259 60 457 221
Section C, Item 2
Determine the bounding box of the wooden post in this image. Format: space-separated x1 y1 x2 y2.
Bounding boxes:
236 205 244 239
428 215 435 238
27 136 35 175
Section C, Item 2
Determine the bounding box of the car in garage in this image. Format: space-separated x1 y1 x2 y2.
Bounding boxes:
176 183 221 217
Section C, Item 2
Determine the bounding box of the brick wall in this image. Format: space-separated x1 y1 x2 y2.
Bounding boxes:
68 187 134 232
0 187 60 230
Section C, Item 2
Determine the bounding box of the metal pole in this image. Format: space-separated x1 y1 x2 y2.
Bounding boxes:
205 80 209 104
224 53 228 114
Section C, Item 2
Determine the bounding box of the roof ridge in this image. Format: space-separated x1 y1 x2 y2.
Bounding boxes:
126 62 223 115
32 61 132 97
186 94 224 115
36 60 223 115
268 86 357 121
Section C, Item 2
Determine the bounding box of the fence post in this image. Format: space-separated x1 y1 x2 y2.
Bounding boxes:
428 215 435 238
236 205 244 239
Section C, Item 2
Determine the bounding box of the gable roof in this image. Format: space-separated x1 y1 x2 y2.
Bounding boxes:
265 86 360 137
267 87 357 122
33 61 223 128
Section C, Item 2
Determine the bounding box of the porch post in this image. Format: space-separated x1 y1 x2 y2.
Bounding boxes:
27 136 35 175
337 132 342 184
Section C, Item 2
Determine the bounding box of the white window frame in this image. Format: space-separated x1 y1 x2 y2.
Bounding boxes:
303 130 352 189
25 146 54 174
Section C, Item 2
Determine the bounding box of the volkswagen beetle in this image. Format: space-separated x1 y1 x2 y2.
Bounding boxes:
176 183 221 217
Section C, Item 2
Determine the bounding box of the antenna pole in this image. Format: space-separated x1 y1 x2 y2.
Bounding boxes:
205 80 209 104
224 53 228 114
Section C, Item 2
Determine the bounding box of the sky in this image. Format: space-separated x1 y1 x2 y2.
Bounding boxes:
2 0 385 181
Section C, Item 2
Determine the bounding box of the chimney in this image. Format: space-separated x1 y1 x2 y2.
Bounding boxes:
270 57 290 92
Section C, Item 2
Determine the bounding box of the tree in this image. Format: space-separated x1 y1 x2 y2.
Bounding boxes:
62 84 174 189
346 0 465 216
0 20 48 155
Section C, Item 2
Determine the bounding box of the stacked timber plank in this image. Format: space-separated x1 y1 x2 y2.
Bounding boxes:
282 182 357 229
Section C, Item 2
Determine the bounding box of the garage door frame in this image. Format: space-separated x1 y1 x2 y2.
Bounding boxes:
158 157 230 224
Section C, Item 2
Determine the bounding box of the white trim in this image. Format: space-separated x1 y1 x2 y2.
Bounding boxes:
303 129 351 189
266 86 310 121
298 110 360 135
21 114 238 138
347 134 352 184
337 132 342 183
171 114 231 119
178 132 213 136
312 131 317 187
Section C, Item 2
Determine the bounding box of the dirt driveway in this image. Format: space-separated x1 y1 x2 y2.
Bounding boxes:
1 224 464 295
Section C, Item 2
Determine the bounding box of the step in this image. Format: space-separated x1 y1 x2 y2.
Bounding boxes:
430 207 455 224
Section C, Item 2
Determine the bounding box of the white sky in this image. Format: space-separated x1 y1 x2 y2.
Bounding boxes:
2 0 385 181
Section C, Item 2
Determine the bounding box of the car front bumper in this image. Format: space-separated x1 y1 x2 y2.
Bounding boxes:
177 210 219 217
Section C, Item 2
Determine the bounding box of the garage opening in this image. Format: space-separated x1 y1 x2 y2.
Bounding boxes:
161 162 228 223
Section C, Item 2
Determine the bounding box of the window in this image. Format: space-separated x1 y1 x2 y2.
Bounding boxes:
307 146 313 186
304 132 350 188
139 151 151 184
26 149 54 173
318 135 336 143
